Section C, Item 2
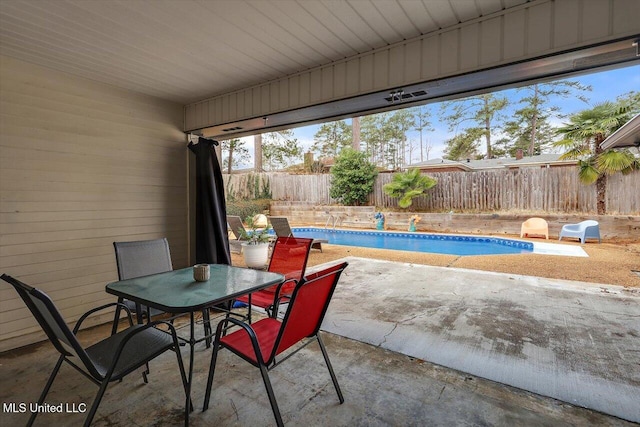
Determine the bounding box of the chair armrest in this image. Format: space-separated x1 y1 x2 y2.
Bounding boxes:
107 319 182 374
215 317 267 365
273 278 298 299
270 278 298 317
73 302 134 334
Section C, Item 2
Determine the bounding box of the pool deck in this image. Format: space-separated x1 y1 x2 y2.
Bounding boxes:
532 241 588 257
317 256 640 423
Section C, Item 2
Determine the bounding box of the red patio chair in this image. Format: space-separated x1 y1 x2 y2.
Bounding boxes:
236 236 313 322
203 261 348 427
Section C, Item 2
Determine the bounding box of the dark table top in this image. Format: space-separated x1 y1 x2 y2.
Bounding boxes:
106 264 284 313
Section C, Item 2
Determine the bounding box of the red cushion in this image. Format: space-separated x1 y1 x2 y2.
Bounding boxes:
221 318 281 364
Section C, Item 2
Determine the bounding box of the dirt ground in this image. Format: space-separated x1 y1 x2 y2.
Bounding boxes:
231 234 640 288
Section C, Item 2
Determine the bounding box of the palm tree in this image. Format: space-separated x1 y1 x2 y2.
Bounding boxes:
555 100 639 214
383 168 437 209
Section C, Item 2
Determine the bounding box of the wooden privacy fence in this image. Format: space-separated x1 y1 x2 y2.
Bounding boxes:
223 168 640 214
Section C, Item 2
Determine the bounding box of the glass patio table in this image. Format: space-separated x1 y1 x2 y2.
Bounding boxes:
106 264 284 424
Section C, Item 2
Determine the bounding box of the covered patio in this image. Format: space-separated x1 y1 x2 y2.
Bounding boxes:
1 1 640 425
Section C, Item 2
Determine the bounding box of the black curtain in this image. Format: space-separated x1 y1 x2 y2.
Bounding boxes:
188 137 231 265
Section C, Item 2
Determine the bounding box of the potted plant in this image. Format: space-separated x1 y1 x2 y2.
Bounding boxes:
237 216 271 269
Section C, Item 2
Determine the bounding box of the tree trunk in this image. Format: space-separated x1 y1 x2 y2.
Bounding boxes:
594 133 606 214
529 85 539 156
227 147 233 174
484 97 492 159
352 117 360 151
254 134 262 172
596 174 607 215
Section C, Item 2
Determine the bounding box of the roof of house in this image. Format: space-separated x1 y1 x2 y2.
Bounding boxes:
410 153 577 171
600 113 640 150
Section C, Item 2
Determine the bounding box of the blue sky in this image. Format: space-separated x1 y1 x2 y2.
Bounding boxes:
236 63 639 166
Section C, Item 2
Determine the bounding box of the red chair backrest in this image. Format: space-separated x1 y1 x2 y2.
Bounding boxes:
266 237 313 294
271 262 348 360
303 262 346 283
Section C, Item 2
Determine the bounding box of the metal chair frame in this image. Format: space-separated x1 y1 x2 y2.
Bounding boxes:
235 236 313 323
1 274 189 427
112 238 213 347
268 216 327 252
203 262 348 427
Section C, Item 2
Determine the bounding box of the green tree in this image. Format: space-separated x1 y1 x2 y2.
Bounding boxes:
440 93 508 159
261 129 302 171
220 138 250 174
329 148 378 205
501 114 557 157
443 128 483 160
361 110 414 169
410 105 435 162
383 168 437 209
360 113 388 166
385 110 414 170
554 92 640 214
311 120 352 158
513 80 591 156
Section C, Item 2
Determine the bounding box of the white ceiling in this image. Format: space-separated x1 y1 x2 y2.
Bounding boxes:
0 0 529 104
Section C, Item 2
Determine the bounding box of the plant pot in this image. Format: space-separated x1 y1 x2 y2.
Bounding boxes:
242 242 269 269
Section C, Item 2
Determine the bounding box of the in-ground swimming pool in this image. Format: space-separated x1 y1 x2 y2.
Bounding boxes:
282 228 533 256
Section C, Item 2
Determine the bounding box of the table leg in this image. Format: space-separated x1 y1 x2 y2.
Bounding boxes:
184 311 196 426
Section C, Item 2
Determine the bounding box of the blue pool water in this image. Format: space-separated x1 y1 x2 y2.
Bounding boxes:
283 228 533 256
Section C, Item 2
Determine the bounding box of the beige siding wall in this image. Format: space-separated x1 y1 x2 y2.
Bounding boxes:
185 0 640 131
0 56 187 352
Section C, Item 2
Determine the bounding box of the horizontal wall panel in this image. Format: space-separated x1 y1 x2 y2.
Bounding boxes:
480 17 503 65
389 44 405 87
345 58 360 95
554 0 581 47
185 0 640 133
0 56 187 352
421 36 440 80
374 50 390 89
460 24 479 70
527 2 553 54
289 75 300 107
582 0 611 41
333 62 346 98
503 9 527 59
613 0 640 33
404 40 422 83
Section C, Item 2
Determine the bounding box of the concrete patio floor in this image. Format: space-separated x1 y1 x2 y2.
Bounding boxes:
1 258 638 426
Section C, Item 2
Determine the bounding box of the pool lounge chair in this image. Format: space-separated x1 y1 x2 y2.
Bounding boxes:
227 215 247 253
520 217 549 239
559 220 601 244
268 216 328 252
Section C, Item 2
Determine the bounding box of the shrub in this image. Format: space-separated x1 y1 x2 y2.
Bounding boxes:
226 198 271 220
329 148 378 205
383 168 437 209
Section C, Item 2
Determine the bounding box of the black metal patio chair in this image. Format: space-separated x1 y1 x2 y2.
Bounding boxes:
268 216 328 252
1 273 189 427
112 238 212 347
